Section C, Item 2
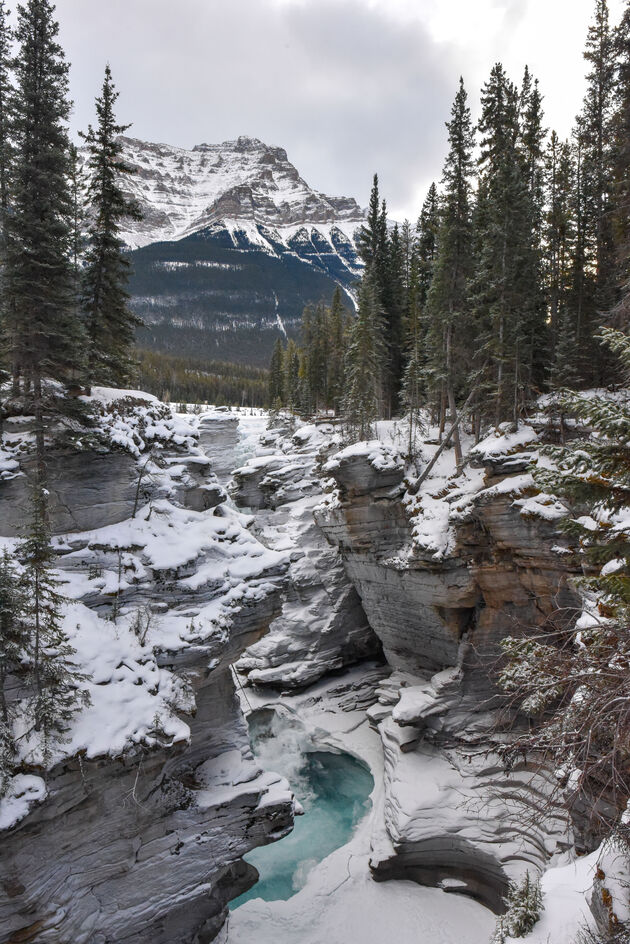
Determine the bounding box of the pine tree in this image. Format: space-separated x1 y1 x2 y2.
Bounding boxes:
268 337 285 406
0 550 26 795
19 485 88 766
574 0 616 378
415 182 440 308
327 286 347 414
424 78 475 465
81 64 141 386
473 63 541 426
610 1 630 325
343 265 386 441
284 338 300 412
4 0 84 401
0 0 12 249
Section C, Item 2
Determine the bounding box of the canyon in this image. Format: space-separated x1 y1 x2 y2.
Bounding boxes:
0 396 626 944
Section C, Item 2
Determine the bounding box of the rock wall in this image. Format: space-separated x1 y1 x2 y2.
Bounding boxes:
315 443 580 910
0 406 296 944
230 420 382 689
0 615 293 944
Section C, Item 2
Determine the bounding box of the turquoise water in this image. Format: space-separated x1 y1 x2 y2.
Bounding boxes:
230 716 373 908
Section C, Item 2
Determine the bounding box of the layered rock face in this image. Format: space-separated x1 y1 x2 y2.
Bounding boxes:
0 395 295 944
229 419 382 689
315 436 580 910
0 611 292 944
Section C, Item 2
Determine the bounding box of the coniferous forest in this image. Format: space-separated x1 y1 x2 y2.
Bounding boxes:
270 0 630 446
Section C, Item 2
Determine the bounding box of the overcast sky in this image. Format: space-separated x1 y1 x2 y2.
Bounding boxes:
39 0 627 220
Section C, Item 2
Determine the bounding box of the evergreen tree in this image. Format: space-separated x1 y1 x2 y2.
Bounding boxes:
415 182 440 308
284 338 300 412
574 0 616 377
19 486 88 766
519 67 548 393
424 77 475 464
343 265 386 441
81 64 141 385
327 286 347 414
357 173 382 267
610 0 630 324
0 0 12 249
401 250 425 455
268 337 285 406
68 143 87 276
473 63 541 426
4 0 84 400
545 132 577 346
382 221 405 416
0 550 26 795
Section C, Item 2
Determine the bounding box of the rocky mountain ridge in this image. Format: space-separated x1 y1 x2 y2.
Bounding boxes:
112 135 365 366
117 135 365 251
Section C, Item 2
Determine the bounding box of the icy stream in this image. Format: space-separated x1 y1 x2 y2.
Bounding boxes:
231 711 373 908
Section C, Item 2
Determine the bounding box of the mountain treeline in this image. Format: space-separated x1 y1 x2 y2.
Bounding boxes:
272 0 630 449
136 349 269 407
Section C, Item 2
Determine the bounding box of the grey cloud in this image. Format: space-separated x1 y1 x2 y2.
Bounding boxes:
48 0 460 217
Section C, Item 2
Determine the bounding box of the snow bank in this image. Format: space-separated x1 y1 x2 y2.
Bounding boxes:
0 775 47 831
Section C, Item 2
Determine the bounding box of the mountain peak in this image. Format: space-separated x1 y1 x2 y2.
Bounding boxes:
112 135 364 250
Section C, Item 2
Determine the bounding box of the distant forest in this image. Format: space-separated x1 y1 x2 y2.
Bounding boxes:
136 349 269 407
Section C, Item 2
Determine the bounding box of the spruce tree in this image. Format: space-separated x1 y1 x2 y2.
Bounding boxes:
0 550 26 795
501 330 630 828
4 0 84 401
357 173 382 267
268 337 285 406
424 77 475 464
343 265 386 441
611 0 630 324
382 221 405 416
0 0 12 249
519 67 548 394
81 64 141 386
19 486 88 766
284 338 300 412
574 0 616 378
327 286 347 414
545 132 577 346
401 251 425 455
415 182 440 308
473 63 541 426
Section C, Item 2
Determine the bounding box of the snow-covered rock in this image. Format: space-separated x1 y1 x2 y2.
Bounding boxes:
229 416 382 689
0 395 296 944
315 422 581 909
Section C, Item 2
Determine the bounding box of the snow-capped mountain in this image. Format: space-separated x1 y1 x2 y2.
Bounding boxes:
117 135 365 366
119 135 365 251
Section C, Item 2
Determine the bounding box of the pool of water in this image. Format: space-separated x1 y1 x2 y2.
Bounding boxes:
230 711 373 908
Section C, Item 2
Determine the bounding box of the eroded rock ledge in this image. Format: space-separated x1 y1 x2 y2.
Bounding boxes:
315 435 580 911
0 395 295 944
